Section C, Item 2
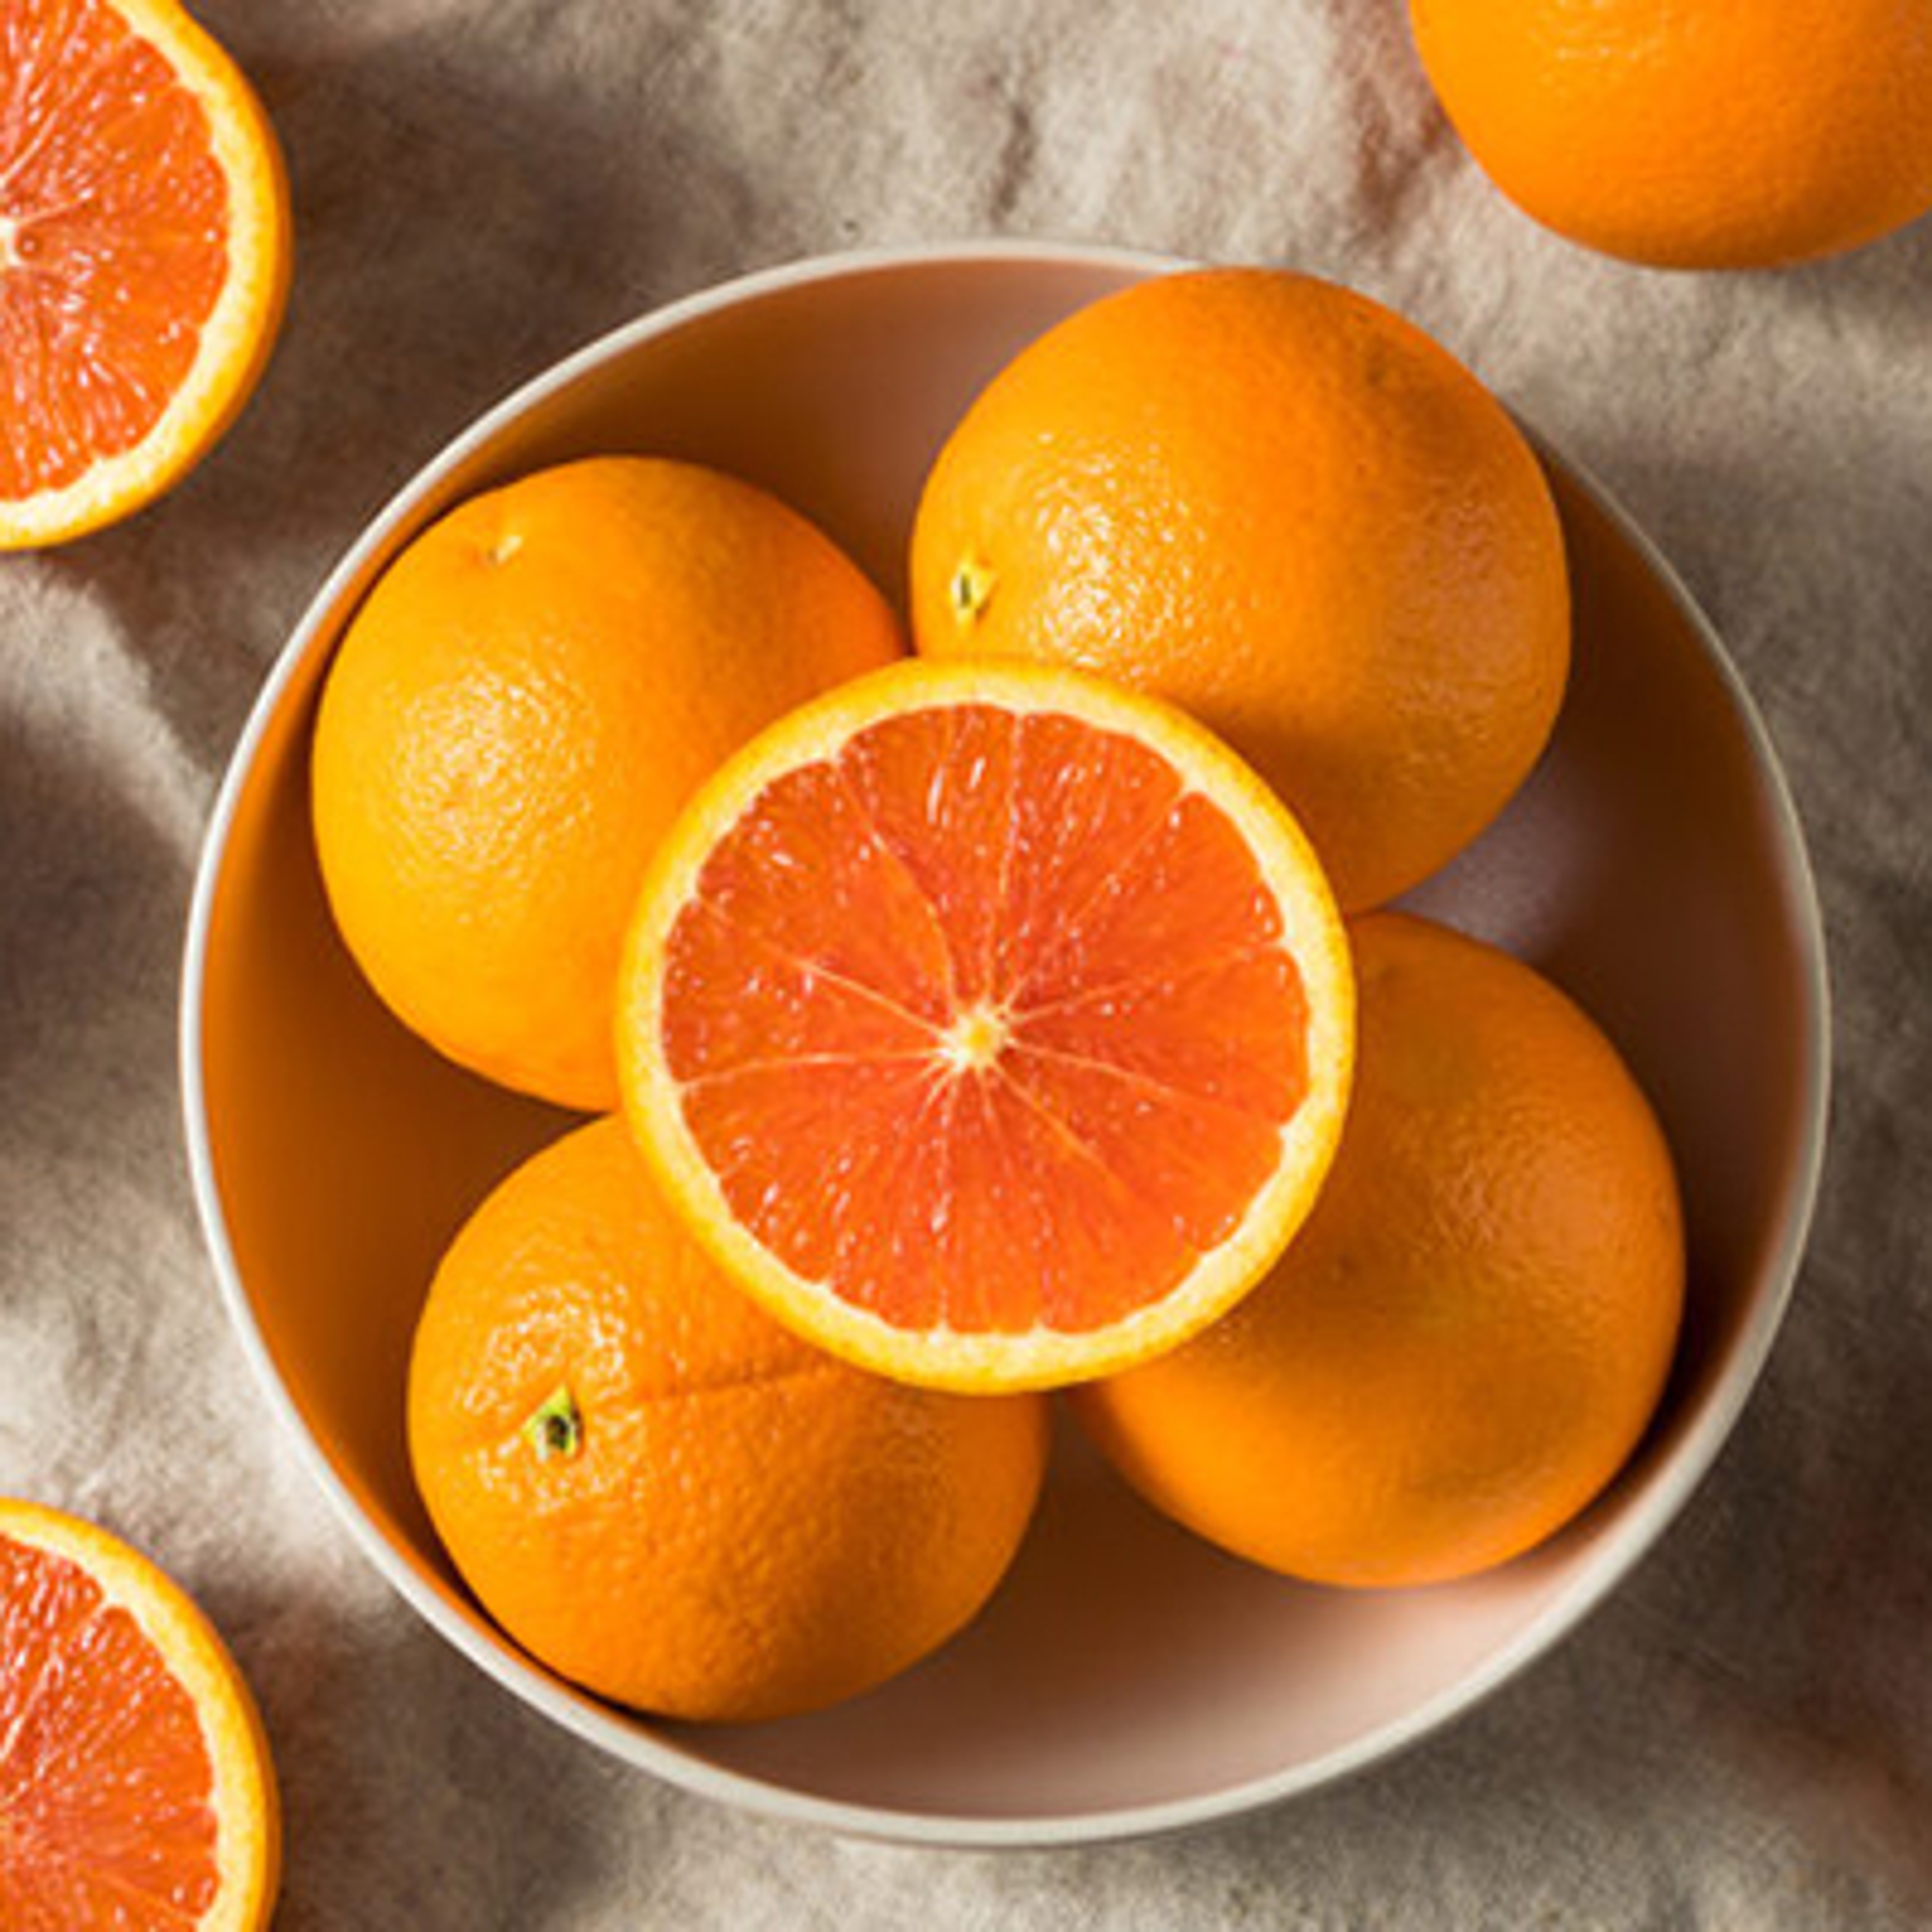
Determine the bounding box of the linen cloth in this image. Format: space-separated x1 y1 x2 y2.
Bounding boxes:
4 2 1930 1923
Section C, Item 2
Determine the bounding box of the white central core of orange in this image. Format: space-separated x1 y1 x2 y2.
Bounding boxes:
939 1002 1009 1073
0 218 20 272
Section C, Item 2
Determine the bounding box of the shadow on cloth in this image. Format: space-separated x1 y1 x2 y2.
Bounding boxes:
1774 212 1932 334
0 719 185 1164
203 1573 646 1930
0 718 191 1508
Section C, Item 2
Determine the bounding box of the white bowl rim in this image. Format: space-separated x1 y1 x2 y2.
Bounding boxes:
179 237 1831 1849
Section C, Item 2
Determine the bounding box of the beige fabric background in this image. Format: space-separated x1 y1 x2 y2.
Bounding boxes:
4 1 1931 1923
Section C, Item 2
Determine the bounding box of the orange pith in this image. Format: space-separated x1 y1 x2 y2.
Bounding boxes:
0 1501 278 1930
0 0 290 547
619 659 1355 1393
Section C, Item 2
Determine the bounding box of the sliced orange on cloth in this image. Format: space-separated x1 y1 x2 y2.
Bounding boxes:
618 659 1355 1392
0 1498 280 1929
0 0 291 549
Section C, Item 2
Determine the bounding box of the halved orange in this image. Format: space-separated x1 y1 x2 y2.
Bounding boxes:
0 1498 280 1928
0 0 291 549
617 660 1355 1392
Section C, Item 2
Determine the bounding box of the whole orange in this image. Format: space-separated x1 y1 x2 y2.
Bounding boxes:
908 268 1569 912
1409 0 1932 268
1074 913 1684 1589
312 456 904 1112
407 1115 1049 1723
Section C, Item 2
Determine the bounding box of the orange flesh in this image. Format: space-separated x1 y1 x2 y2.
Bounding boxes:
0 0 229 500
662 702 1312 1335
0 1530 221 1925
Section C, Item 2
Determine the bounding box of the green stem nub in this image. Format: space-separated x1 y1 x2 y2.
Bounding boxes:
949 556 995 628
522 1384 582 1462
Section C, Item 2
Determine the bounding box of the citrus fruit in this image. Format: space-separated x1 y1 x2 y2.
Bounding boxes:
1409 0 1932 269
908 268 1569 913
0 0 291 549
311 455 905 1112
615 657 1355 1394
407 1115 1049 1723
1074 913 1685 1588
0 1498 279 1928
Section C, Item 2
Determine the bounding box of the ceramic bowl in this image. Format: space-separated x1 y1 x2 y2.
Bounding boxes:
181 243 1828 1846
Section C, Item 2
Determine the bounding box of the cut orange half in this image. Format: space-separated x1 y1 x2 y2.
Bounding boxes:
617 659 1355 1392
0 1498 280 1929
0 0 291 549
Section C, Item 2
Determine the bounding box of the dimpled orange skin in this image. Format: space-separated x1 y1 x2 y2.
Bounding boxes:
312 456 904 1112
1409 0 1932 269
1074 913 1685 1589
909 269 1569 913
408 1116 1050 1723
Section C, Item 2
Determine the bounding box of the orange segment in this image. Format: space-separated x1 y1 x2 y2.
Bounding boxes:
619 659 1355 1392
0 1499 279 1930
0 0 290 548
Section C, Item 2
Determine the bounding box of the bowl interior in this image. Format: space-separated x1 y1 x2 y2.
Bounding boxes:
188 249 1823 1841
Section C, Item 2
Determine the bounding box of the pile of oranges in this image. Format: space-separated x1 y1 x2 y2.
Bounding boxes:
313 267 1685 1723
3 0 1913 1914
